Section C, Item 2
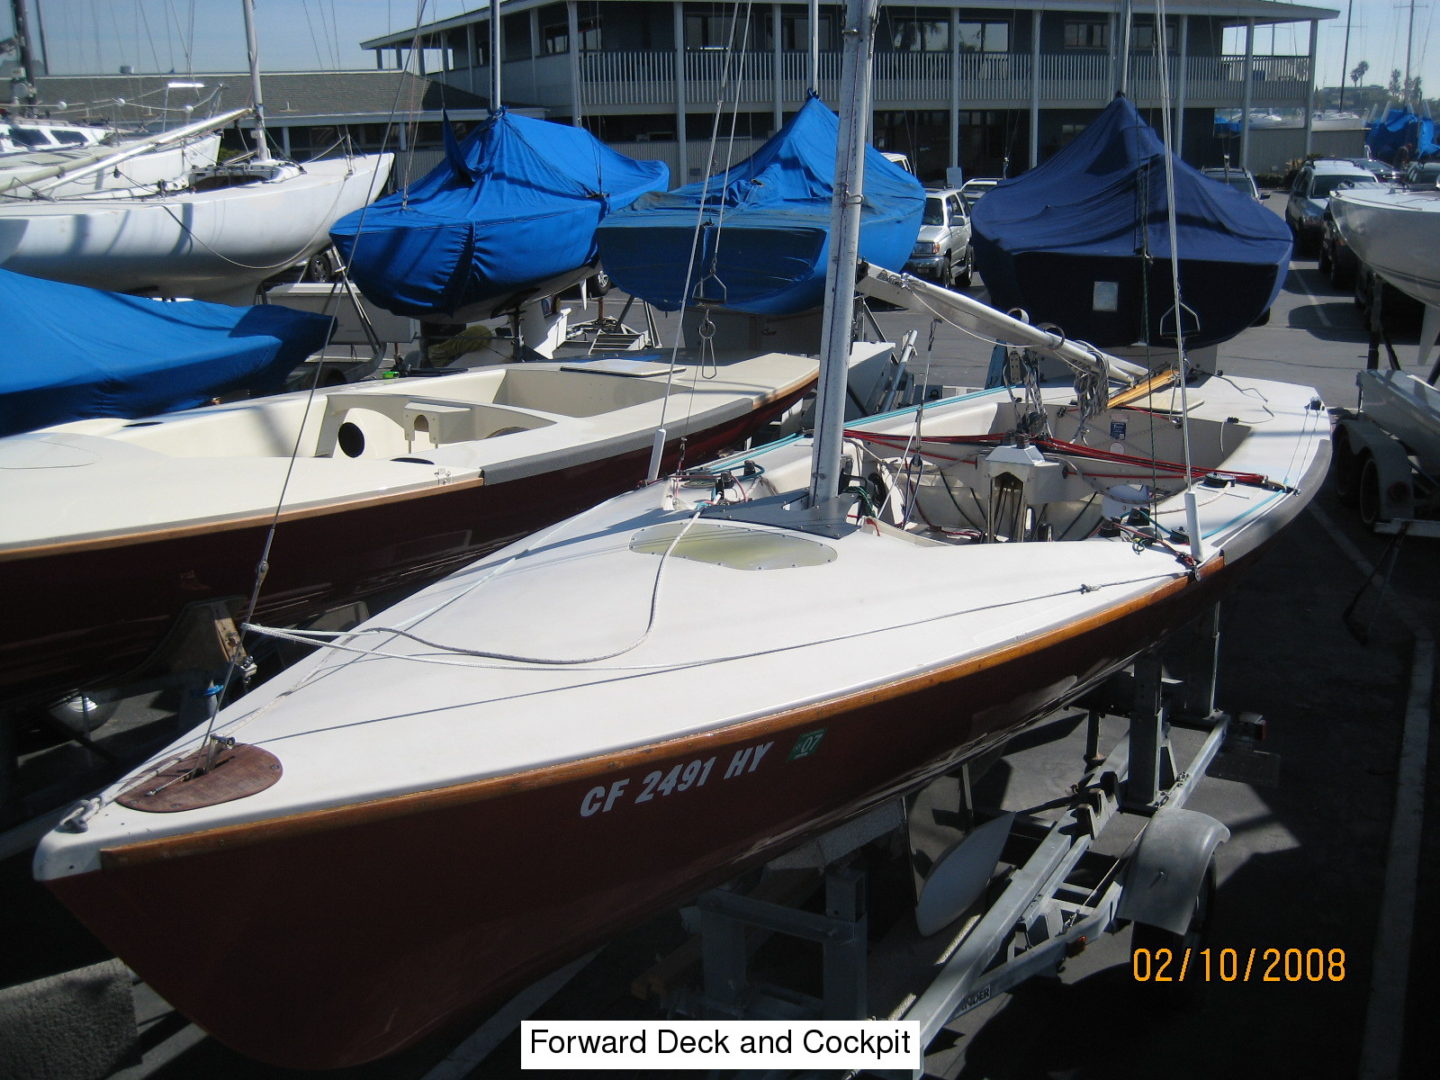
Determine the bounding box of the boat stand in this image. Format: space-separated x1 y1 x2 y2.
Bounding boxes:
641 608 1275 1079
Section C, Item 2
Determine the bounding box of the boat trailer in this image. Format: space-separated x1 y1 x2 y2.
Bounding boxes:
634 606 1275 1077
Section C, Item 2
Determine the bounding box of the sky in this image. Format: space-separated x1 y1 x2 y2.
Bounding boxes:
3 1 1438 99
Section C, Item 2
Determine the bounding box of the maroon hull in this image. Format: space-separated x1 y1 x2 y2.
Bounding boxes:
48 564 1230 1070
2 389 808 708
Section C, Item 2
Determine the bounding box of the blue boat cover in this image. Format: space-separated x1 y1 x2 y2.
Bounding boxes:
1365 108 1440 163
596 94 925 315
971 95 1292 349
0 269 333 437
330 110 669 319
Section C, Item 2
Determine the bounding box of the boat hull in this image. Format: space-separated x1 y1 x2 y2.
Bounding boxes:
0 155 392 302
1329 188 1440 310
46 557 1238 1069
0 389 807 707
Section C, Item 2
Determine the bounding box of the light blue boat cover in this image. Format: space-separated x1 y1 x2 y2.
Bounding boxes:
330 110 669 318
971 95 1292 348
596 93 925 315
1365 107 1440 163
0 269 334 436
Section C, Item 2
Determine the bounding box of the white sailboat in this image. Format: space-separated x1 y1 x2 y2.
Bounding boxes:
32 0 1331 1070
0 3 391 303
0 111 225 199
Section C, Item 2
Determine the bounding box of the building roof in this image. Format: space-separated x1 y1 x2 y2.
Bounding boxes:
30 70 492 128
362 0 1341 49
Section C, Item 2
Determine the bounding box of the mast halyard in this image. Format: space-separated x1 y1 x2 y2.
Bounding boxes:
806 0 877 514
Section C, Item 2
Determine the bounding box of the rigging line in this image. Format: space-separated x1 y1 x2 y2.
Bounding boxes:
149 167 360 274
256 502 710 669
655 0 757 437
204 330 341 735
245 562 1191 675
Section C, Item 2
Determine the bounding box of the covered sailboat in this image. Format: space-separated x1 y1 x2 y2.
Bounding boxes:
32 4 1328 1071
0 268 333 437
971 94 1292 349
328 110 669 320
595 92 925 315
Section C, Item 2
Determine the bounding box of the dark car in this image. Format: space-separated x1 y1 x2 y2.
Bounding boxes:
1402 160 1440 190
1317 204 1359 287
1346 157 1402 184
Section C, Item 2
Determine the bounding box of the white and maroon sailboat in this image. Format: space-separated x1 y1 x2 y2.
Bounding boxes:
33 1 1331 1070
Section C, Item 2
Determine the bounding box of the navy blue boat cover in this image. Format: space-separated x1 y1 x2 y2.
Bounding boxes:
971 95 1292 349
0 269 333 436
596 94 924 315
1365 108 1440 163
330 109 669 318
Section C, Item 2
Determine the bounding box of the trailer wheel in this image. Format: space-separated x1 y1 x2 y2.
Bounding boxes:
1331 428 1362 503
1131 858 1216 1006
1357 455 1383 528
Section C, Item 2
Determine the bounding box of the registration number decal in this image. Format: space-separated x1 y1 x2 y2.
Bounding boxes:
580 741 774 817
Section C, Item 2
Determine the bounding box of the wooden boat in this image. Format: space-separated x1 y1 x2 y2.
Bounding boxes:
32 3 1330 1069
0 348 825 710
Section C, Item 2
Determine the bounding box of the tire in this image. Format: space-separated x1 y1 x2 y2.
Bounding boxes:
938 254 953 288
1357 454 1384 528
1317 241 1332 275
48 689 119 735
302 248 337 282
955 246 974 288
1331 429 1361 503
587 269 613 296
1330 254 1354 289
1131 858 1216 1007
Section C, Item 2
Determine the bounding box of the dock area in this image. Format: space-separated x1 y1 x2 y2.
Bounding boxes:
2 232 1436 1080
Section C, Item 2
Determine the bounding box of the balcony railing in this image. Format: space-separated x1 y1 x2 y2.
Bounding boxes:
555 50 1313 111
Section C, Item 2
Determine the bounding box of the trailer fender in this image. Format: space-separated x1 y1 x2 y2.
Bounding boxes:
1116 807 1229 936
1333 415 1417 523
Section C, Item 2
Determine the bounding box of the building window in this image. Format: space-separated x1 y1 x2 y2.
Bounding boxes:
686 12 762 50
1064 20 1109 51
889 15 949 52
1131 21 1176 53
958 22 1009 53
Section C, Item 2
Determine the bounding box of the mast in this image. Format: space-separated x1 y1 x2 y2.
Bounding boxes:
490 0 501 112
9 0 41 107
241 0 272 164
807 0 876 512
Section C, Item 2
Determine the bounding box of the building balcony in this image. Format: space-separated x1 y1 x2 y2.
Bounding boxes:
457 50 1312 114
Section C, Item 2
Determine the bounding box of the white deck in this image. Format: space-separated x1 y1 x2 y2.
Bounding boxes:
36 374 1331 879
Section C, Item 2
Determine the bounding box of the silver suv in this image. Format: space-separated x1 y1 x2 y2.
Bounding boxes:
905 188 973 287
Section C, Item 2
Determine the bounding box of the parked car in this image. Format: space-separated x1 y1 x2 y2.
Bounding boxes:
1285 159 1381 252
1402 160 1440 190
1317 204 1359 287
904 187 973 287
958 177 1001 210
1200 166 1265 200
1346 157 1402 184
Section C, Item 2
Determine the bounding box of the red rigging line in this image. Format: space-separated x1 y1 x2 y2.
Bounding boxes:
842 429 1276 488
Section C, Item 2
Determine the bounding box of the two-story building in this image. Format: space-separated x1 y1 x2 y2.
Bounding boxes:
361 0 1340 185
